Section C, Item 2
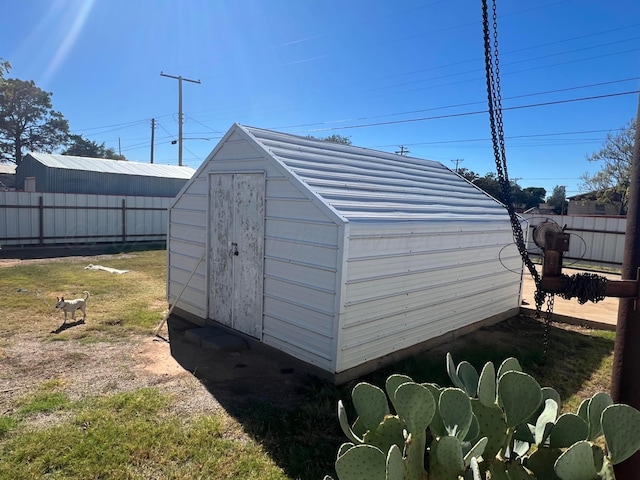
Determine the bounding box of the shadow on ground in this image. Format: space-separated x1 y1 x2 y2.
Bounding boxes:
50 318 85 334
166 314 615 480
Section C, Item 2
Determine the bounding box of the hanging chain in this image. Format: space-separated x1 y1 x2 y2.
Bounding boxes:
482 0 554 354
559 273 608 304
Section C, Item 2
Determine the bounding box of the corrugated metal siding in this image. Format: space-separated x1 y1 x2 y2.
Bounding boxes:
167 175 209 320
244 126 505 221
336 221 521 372
16 153 194 197
167 130 340 370
0 191 170 246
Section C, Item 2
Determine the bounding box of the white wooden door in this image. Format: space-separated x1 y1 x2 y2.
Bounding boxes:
209 173 265 338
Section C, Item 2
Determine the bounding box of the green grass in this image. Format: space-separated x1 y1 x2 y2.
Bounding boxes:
0 388 287 480
0 249 620 479
0 250 168 339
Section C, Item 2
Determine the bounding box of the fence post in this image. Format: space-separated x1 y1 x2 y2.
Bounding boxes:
122 198 126 243
39 196 44 245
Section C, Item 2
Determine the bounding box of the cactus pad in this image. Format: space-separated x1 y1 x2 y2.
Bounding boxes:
457 360 479 397
446 352 466 390
385 444 404 480
554 441 599 480
549 413 588 448
439 387 473 440
338 400 362 444
471 398 507 459
497 357 522 379
394 382 435 433
385 374 412 405
601 403 640 465
363 415 404 453
430 435 464 480
352 382 390 431
497 371 542 428
334 444 386 480
477 361 496 407
535 398 558 445
587 392 613 441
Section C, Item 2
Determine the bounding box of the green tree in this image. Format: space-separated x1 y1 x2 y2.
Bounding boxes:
0 58 9 81
580 118 635 215
308 133 352 145
468 172 545 209
547 185 568 214
473 172 503 201
518 186 546 210
456 167 480 182
0 78 69 166
63 134 127 160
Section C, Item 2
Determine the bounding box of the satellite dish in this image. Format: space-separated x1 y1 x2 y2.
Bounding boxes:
533 220 563 249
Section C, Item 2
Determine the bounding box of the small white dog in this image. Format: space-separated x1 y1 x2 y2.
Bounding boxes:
55 291 90 324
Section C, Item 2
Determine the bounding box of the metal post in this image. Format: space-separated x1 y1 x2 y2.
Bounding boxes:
38 196 44 245
160 72 201 167
121 198 126 244
611 93 640 479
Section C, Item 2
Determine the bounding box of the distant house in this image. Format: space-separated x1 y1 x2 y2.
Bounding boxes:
0 164 16 191
15 153 195 197
567 190 624 216
523 203 556 215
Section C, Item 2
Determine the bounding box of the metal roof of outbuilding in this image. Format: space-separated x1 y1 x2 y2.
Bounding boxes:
239 125 506 221
26 152 195 179
0 164 16 174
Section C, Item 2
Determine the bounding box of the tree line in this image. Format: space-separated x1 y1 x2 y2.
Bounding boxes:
0 59 125 167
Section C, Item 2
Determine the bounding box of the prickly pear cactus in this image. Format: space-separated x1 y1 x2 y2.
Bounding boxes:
328 353 640 480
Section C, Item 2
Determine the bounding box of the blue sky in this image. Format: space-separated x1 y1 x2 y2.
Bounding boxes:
2 0 640 198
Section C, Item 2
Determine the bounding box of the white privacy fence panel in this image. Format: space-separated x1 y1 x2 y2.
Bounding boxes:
0 191 171 247
522 214 626 266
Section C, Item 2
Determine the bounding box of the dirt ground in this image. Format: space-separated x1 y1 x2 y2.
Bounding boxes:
521 266 619 329
0 255 619 423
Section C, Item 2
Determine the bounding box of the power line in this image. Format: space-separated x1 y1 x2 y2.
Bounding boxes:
368 39 640 95
275 77 640 132
304 90 640 133
372 127 628 148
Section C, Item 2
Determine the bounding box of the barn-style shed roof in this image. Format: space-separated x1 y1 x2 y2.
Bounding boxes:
27 152 195 179
237 125 506 221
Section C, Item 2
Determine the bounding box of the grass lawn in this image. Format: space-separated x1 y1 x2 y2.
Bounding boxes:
0 248 616 479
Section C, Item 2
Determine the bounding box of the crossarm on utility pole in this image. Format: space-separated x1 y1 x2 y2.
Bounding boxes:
160 71 201 166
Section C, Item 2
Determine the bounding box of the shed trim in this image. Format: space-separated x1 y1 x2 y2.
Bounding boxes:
237 124 349 225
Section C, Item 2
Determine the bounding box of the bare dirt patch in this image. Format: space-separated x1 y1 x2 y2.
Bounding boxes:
0 324 222 420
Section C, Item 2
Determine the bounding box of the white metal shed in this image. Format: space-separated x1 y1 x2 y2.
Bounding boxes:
167 124 523 382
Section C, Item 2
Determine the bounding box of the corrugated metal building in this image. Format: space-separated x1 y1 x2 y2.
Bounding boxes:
0 164 16 191
15 153 195 197
167 124 523 382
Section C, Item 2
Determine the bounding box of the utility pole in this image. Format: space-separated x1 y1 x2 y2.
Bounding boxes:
396 145 410 156
611 93 640 479
451 158 464 173
160 72 201 166
150 118 155 164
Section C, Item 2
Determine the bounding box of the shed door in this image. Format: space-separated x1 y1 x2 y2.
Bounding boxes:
209 173 265 338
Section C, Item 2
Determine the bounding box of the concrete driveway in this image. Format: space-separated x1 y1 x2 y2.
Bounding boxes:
520 267 620 330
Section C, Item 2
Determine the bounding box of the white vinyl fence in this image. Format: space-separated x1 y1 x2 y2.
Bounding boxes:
522 213 626 267
0 191 171 248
